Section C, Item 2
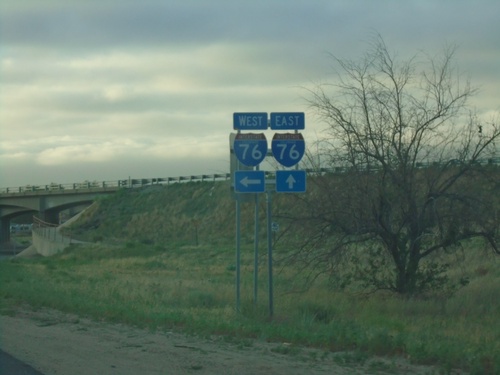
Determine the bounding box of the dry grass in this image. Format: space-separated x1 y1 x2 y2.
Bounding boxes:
3 181 499 374
1 240 499 374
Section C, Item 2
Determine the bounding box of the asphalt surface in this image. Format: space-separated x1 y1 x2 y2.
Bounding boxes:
0 350 45 375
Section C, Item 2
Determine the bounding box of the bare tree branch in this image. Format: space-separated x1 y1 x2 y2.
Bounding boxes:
294 35 500 295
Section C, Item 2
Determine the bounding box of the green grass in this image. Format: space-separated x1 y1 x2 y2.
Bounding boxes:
1 241 499 374
4 181 500 373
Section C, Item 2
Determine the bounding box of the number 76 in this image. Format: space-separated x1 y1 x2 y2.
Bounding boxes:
276 143 301 160
239 144 263 160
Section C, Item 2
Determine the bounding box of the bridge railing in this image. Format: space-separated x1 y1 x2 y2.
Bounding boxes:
1 156 499 196
32 215 73 245
0 173 232 195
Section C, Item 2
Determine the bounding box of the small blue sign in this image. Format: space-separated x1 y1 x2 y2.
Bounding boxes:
234 170 266 193
234 133 268 166
233 112 268 130
271 133 305 167
270 112 305 130
276 170 306 193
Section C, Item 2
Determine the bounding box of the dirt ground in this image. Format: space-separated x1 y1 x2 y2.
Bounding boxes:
0 307 446 375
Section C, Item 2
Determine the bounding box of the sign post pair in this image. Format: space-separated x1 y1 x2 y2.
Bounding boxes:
231 112 307 318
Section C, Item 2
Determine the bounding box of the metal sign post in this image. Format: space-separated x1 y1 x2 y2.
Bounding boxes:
235 193 241 313
254 187 259 307
231 111 306 319
266 188 274 318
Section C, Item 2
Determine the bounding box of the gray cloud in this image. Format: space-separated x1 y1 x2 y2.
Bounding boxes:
1 0 499 187
1 1 333 49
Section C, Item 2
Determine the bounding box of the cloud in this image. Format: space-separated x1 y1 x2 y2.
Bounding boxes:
0 42 314 145
0 1 339 50
1 0 499 187
35 138 140 165
1 134 228 165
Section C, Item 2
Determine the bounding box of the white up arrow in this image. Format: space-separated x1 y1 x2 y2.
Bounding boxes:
286 174 296 189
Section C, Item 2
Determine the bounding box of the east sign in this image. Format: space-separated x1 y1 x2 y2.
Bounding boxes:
270 112 305 130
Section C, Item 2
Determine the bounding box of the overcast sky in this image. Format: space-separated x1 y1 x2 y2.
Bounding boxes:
1 0 499 187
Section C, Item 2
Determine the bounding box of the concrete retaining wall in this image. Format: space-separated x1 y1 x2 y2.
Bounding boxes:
32 228 71 256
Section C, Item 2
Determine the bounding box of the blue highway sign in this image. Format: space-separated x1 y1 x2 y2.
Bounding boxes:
271 133 305 167
276 170 306 193
234 133 268 167
234 170 266 193
233 112 268 130
270 112 305 130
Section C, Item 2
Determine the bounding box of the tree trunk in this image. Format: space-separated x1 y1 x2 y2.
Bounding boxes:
395 250 420 295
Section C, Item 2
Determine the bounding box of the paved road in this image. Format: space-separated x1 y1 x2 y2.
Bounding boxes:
0 350 45 375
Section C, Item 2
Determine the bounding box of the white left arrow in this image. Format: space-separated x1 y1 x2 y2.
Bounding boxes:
241 176 262 187
286 174 296 189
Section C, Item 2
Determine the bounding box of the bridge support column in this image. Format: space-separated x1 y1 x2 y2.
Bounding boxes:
40 211 60 226
0 218 10 244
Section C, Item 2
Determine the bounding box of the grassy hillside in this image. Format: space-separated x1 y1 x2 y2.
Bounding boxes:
65 181 240 245
65 181 301 247
2 180 500 374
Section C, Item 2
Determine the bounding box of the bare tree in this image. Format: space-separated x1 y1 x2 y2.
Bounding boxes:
279 36 500 295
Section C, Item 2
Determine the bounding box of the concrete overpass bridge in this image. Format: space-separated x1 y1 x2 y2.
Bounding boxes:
0 184 119 244
2 156 497 246
0 175 230 245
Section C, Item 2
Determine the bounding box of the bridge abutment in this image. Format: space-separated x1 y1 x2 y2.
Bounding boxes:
1 188 116 244
0 219 10 244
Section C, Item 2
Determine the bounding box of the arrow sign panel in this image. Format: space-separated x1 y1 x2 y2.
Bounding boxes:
271 133 305 167
234 170 266 193
234 133 268 167
276 170 306 193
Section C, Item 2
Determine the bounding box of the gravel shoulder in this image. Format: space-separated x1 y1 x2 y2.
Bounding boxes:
0 307 439 375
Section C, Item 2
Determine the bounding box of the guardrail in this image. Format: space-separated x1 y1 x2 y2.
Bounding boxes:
0 173 232 195
1 156 499 196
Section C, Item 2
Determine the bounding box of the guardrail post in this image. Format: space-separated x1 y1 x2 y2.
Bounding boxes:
1 159 497 194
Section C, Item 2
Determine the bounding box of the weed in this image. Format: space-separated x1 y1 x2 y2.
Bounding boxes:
142 260 168 270
236 339 253 349
367 359 399 374
271 344 301 356
1 181 499 373
333 350 369 366
298 301 335 324
186 290 218 308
